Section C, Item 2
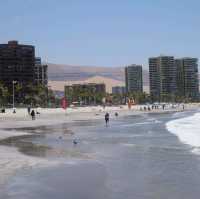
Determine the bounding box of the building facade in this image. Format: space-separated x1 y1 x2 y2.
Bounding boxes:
176 59 185 97
0 40 48 103
149 57 160 99
65 83 106 104
35 57 48 86
176 58 199 100
125 64 143 93
0 41 35 88
112 86 126 95
149 56 177 101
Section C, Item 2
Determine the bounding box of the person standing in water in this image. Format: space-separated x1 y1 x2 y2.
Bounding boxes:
105 112 110 126
73 139 78 145
30 110 35 120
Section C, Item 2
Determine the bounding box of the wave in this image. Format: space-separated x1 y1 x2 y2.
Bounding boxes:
166 112 200 148
120 120 162 127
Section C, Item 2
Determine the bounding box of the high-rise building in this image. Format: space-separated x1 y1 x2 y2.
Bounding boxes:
0 41 35 88
149 57 160 99
0 41 48 103
125 64 143 93
0 41 48 88
175 59 185 97
176 58 199 100
149 56 177 101
35 57 48 86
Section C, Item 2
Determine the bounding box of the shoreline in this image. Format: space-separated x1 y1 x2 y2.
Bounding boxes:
0 104 198 136
0 104 199 188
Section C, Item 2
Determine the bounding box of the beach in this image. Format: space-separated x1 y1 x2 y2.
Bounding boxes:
0 104 200 198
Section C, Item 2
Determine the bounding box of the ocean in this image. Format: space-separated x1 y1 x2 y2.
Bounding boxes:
1 110 200 199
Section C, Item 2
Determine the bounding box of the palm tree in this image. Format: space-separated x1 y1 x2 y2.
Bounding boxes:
0 83 9 106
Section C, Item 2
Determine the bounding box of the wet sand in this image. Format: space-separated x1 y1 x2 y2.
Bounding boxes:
1 110 200 198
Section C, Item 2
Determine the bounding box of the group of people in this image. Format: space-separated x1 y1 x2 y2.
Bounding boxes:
140 104 166 112
140 106 151 111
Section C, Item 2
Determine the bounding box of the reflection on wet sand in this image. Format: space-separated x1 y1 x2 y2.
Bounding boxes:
0 134 50 157
0 125 91 160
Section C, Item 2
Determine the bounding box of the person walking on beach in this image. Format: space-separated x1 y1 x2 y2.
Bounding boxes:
30 110 36 120
105 112 110 126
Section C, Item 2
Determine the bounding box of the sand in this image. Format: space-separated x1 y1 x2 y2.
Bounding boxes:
0 103 199 187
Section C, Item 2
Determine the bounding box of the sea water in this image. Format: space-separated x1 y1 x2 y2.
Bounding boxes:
1 110 200 199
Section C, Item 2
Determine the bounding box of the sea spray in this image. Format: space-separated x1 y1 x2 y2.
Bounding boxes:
166 113 200 148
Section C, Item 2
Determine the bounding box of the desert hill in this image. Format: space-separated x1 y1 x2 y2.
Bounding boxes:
47 63 149 93
48 75 125 93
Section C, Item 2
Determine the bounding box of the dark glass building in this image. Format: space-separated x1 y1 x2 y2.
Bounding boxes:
0 41 35 88
0 41 48 103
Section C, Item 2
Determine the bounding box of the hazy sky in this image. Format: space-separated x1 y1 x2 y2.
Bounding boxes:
0 0 200 67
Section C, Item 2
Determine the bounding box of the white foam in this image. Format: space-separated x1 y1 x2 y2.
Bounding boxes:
166 112 200 148
191 148 200 155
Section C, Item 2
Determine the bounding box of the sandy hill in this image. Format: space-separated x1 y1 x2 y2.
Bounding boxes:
47 63 150 93
47 63 149 83
48 75 125 93
47 63 125 81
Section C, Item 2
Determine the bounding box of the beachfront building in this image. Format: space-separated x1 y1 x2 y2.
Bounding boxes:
65 83 106 105
149 56 177 102
0 40 48 104
176 58 199 100
0 41 48 88
35 57 48 86
112 86 126 95
0 41 35 88
125 64 143 93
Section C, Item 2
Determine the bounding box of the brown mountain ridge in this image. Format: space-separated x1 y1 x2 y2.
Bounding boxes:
47 63 149 93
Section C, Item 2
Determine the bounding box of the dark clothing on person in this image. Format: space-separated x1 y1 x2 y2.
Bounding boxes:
73 139 78 145
105 113 110 126
31 110 35 120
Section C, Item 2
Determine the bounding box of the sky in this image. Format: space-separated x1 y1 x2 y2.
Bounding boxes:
0 0 200 68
